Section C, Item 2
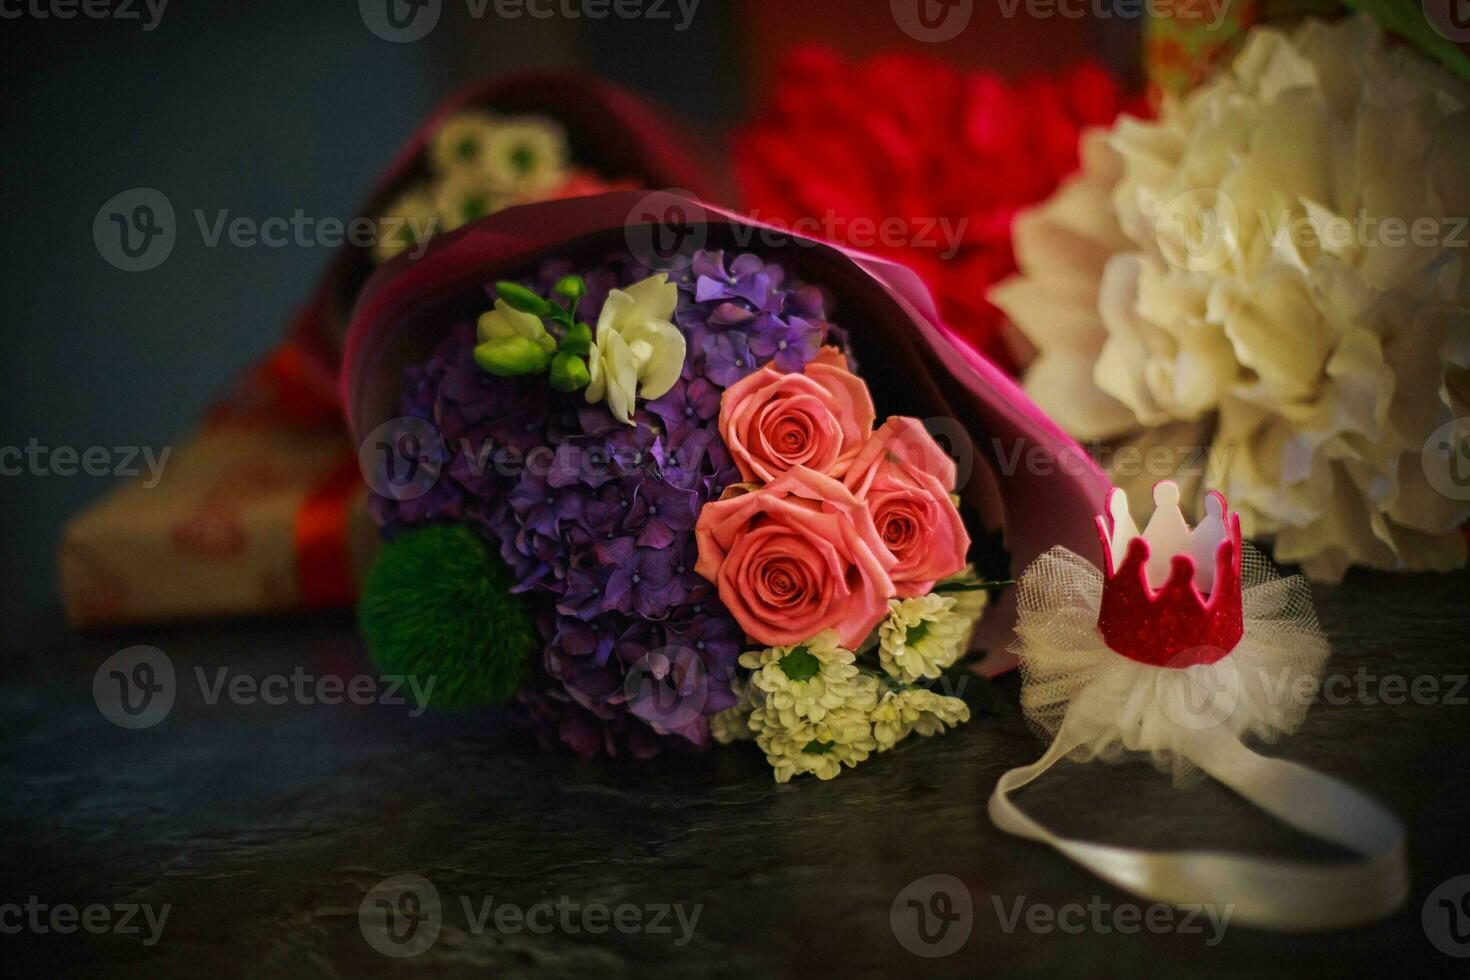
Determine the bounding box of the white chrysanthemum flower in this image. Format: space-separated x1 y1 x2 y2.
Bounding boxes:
752 701 877 783
870 687 970 751
428 110 501 174
937 565 990 646
586 274 687 425
710 672 755 745
433 168 508 232
481 117 569 194
878 594 969 683
740 631 876 729
710 706 753 744
372 188 439 263
991 14 1470 583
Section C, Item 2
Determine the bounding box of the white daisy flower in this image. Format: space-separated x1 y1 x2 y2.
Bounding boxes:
433 168 508 231
428 110 501 174
710 706 754 745
870 687 970 751
481 117 570 194
937 565 991 646
740 631 875 729
372 188 439 263
878 593 969 683
753 703 877 783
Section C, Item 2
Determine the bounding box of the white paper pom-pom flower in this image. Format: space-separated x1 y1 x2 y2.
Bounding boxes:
992 15 1470 583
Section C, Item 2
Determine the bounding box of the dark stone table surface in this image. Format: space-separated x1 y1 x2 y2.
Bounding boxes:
3 568 1468 978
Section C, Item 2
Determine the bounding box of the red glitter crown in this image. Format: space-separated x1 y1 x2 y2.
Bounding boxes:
1095 483 1243 668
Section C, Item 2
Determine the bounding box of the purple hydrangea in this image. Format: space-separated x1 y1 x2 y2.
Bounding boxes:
372 249 846 759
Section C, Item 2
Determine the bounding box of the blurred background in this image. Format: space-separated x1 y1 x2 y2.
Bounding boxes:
0 0 1138 632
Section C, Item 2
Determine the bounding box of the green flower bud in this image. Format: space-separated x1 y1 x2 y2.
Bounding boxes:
552 274 586 303
494 281 551 317
474 337 552 377
548 351 591 392
559 320 593 357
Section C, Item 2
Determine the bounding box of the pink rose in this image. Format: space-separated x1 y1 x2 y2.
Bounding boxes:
695 466 896 648
845 417 969 597
718 351 875 483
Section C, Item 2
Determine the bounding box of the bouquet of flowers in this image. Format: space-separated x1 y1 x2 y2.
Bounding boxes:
345 192 1107 778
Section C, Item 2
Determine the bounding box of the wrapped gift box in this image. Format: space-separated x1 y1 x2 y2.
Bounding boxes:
59 343 378 627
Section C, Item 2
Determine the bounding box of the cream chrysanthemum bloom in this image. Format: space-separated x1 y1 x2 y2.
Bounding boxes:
710 705 753 744
870 687 970 751
372 188 438 263
427 110 500 173
740 631 875 728
937 565 990 647
752 701 877 783
991 15 1470 582
878 594 969 683
433 168 507 232
481 117 570 194
710 673 754 745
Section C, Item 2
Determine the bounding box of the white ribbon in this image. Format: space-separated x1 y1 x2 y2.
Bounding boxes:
988 716 1409 931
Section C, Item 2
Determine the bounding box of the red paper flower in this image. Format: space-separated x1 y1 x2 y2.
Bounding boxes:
735 46 1145 370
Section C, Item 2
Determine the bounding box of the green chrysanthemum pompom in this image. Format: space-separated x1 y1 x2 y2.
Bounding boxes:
358 524 535 709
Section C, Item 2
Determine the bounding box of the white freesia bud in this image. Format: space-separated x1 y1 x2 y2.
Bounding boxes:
585 273 687 425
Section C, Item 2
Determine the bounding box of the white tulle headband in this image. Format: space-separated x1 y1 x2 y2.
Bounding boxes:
988 481 1408 931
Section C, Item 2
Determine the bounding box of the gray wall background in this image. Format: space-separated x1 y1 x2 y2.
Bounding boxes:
0 1 1132 630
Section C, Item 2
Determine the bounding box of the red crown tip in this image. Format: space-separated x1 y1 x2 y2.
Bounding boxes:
1096 492 1245 669
1166 554 1197 592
